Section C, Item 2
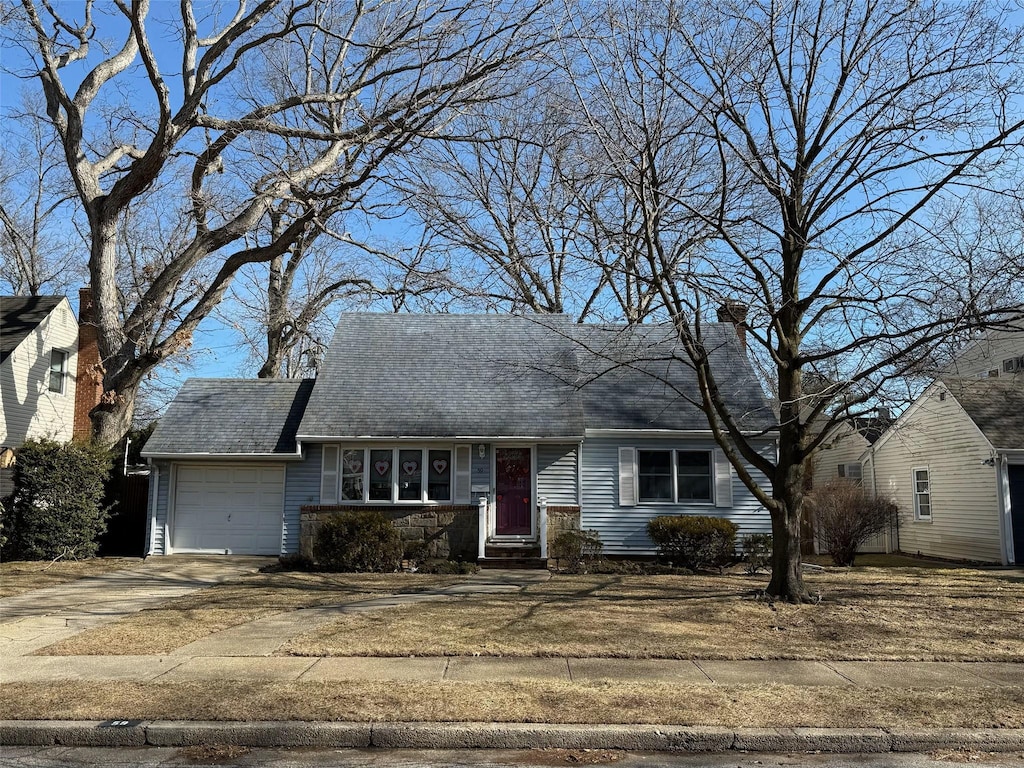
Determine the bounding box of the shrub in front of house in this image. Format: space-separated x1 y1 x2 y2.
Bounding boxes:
2 438 112 560
550 529 604 572
808 479 897 566
313 509 403 572
742 533 773 574
646 515 738 571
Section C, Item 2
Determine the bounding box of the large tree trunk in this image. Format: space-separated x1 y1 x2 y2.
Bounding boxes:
767 469 812 603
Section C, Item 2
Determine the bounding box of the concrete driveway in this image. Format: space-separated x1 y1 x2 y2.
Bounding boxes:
0 556 271 657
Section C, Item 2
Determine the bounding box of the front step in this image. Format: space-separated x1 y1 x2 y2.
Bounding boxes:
478 557 549 570
484 544 541 560
480 542 546 569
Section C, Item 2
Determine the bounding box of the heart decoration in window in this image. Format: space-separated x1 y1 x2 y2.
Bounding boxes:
374 460 390 476
432 458 448 475
344 458 362 474
402 460 418 475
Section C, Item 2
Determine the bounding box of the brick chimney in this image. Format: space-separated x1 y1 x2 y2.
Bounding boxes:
73 286 103 441
717 300 749 353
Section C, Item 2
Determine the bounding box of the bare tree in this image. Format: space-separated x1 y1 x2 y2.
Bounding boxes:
7 0 545 445
393 90 635 319
564 0 1024 600
0 92 85 296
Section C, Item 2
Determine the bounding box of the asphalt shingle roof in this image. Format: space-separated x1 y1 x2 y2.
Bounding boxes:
143 378 314 456
297 313 774 439
149 314 775 454
0 296 65 365
573 323 775 433
944 377 1024 450
297 314 586 439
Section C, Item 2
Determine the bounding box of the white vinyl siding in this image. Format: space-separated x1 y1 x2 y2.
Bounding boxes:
869 384 1003 562
587 437 771 555
0 298 78 447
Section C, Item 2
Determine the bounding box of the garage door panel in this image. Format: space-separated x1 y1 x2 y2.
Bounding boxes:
171 463 285 555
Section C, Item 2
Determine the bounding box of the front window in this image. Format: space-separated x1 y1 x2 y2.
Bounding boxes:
48 350 68 394
913 468 931 521
637 449 713 503
398 449 422 501
638 450 673 501
676 451 713 501
327 446 453 504
341 449 364 501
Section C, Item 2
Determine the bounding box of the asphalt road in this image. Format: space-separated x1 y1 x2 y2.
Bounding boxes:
1 748 1022 767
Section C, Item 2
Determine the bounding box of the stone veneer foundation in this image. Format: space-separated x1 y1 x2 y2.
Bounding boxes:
300 504 582 562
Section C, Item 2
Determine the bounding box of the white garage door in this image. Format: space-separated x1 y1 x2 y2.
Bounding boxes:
171 464 285 555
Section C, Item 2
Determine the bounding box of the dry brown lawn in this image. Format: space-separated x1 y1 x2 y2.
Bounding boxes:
282 568 1024 662
0 557 143 598
40 571 461 655
1 679 1020 728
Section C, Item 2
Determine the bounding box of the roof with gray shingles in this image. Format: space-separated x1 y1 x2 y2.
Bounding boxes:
147 314 775 454
943 377 1024 450
142 378 315 456
297 314 587 439
573 323 775 433
296 313 773 439
0 296 66 365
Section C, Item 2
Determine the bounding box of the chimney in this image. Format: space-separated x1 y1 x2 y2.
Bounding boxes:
717 300 748 352
73 287 103 441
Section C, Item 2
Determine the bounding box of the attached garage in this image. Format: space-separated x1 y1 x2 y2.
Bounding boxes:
170 464 285 554
142 378 315 557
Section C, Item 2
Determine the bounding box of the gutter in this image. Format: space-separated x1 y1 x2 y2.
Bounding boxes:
140 451 304 461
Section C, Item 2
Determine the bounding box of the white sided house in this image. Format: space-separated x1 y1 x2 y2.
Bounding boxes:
811 410 893 554
142 313 776 564
0 296 79 493
864 378 1024 565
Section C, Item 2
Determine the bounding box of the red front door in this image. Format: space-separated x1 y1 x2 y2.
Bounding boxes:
495 447 531 535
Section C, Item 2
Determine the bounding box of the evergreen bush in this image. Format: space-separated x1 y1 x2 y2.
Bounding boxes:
646 515 738 571
3 438 111 560
550 529 603 572
313 510 403 572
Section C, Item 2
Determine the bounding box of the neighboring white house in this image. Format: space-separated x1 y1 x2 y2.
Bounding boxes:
1 296 80 494
940 318 1024 380
811 410 894 554
863 378 1023 565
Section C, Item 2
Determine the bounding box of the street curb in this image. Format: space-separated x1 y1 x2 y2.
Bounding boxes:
3 721 1024 752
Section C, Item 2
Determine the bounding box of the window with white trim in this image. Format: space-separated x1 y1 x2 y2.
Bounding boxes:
837 463 863 483
322 446 458 504
636 449 713 504
913 467 931 521
48 350 68 394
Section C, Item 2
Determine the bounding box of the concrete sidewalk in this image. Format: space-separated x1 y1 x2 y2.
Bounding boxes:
2 653 1023 688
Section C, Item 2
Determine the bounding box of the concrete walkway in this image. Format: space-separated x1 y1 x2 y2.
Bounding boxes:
0 557 268 657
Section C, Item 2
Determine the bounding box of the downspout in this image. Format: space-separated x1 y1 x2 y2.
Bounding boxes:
145 459 158 557
577 440 584 526
996 453 1011 566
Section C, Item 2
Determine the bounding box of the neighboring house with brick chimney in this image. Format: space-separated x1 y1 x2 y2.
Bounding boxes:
141 313 776 562
0 290 103 494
